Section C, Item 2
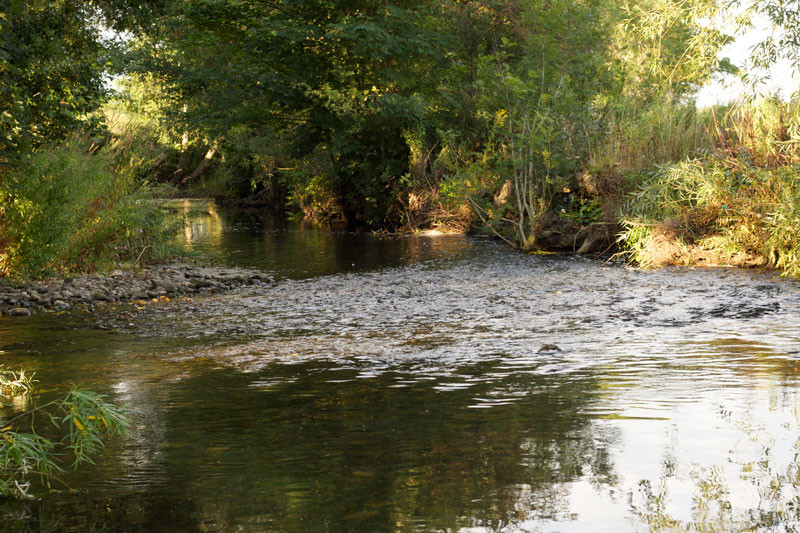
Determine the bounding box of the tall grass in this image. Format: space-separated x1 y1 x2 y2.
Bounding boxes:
591 101 717 170
0 134 179 280
616 97 800 276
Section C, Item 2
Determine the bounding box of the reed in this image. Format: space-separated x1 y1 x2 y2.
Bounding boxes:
616 97 800 275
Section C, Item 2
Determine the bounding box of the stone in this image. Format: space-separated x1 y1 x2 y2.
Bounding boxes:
538 344 562 352
190 278 210 289
162 282 177 293
9 307 32 317
2 263 264 316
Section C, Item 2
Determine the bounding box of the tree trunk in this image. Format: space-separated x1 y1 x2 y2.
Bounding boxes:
178 104 189 177
180 142 217 184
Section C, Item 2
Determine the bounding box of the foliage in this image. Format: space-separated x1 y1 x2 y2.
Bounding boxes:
618 123 800 275
746 0 800 83
562 197 604 227
0 0 106 164
613 0 733 101
445 0 613 248
5 0 800 273
0 368 35 397
0 0 168 164
119 0 447 226
0 135 179 280
0 375 128 499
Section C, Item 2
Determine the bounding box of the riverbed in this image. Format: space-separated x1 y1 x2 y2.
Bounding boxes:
2 200 800 531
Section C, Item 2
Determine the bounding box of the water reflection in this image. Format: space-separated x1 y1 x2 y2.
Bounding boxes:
167 198 475 279
1 202 800 531
629 389 800 532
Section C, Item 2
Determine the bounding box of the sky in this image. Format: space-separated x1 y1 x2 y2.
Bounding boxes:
695 10 797 107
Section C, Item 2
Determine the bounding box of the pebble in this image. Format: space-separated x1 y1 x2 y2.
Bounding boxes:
0 263 272 317
538 344 562 352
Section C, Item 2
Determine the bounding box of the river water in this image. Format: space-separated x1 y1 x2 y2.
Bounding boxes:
2 200 800 531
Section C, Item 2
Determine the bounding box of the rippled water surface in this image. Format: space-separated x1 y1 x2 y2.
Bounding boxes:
2 201 800 531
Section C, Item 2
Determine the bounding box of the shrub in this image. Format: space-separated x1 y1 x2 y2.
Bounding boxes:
618 154 800 275
0 135 179 280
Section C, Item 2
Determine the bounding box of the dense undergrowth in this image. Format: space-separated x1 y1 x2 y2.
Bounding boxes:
0 132 180 280
3 0 800 277
616 98 800 276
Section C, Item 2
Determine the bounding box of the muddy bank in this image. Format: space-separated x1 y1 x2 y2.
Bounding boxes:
631 221 771 270
0 263 272 316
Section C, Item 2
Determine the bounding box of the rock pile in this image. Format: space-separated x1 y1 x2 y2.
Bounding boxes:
0 263 272 316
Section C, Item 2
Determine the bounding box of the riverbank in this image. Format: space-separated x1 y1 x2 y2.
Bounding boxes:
0 263 271 316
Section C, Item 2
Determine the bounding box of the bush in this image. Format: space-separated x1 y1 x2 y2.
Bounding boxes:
618 154 800 275
0 136 179 280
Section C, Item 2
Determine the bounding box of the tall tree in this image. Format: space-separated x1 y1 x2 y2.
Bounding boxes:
0 0 106 163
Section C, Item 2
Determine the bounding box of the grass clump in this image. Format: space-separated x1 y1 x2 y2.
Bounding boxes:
592 101 717 171
613 97 800 276
0 134 180 280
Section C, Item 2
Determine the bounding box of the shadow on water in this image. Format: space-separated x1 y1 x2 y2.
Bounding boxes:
2 200 800 531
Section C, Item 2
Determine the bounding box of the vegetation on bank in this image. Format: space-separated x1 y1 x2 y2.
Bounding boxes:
0 134 179 280
2 0 800 277
618 99 800 275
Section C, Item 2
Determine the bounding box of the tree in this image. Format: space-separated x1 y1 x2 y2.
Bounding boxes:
0 0 106 163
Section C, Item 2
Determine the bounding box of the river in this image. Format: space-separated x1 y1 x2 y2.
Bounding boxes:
2 199 800 531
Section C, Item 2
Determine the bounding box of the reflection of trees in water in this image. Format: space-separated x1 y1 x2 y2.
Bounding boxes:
630 391 800 532
176 199 224 249
1 360 620 531
172 200 473 277
0 341 202 532
125 362 621 531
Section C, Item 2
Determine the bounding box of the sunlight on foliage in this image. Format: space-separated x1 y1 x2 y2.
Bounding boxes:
0 135 180 280
0 374 129 499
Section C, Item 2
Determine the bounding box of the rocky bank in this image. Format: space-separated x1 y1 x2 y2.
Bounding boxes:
0 263 272 317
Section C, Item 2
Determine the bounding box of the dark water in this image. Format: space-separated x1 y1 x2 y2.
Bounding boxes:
2 200 800 531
